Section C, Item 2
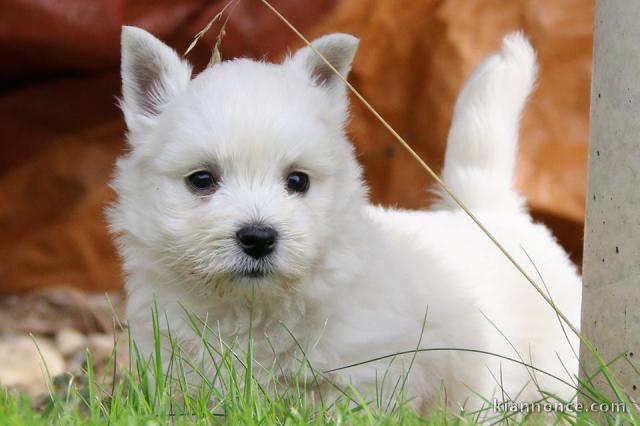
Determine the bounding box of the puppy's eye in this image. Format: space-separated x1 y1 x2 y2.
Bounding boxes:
186 171 217 194
286 172 310 194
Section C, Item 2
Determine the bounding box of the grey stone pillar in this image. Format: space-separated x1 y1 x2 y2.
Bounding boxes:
581 0 640 400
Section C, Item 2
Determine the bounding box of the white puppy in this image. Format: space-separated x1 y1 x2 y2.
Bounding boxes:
110 26 581 412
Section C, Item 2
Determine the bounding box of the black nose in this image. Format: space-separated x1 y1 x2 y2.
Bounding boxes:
236 225 278 259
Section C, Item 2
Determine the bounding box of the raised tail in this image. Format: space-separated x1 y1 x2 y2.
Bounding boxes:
433 32 537 212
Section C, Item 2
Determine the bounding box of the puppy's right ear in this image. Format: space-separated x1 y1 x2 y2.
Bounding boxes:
120 26 192 134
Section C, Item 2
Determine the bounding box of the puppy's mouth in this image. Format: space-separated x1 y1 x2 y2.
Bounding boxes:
243 267 270 279
232 260 276 280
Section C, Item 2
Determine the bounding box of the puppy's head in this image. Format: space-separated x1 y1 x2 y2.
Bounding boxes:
111 27 366 295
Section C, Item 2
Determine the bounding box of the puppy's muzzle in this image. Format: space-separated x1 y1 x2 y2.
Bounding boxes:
236 225 278 259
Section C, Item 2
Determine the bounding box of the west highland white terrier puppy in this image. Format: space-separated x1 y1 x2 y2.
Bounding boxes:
110 26 582 412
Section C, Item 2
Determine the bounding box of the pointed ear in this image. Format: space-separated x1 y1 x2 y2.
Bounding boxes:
120 26 192 132
291 33 359 93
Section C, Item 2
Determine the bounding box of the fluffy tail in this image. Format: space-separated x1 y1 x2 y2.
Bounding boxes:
433 32 537 212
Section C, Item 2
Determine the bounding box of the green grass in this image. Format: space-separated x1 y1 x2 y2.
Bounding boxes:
0 308 636 425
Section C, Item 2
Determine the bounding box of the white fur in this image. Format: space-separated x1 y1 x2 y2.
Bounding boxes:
110 27 581 412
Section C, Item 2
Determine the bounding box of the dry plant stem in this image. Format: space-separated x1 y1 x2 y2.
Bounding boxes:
258 0 585 342
208 0 240 67
184 0 238 57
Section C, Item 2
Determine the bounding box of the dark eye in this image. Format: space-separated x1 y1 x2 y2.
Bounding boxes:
186 170 217 194
286 172 310 194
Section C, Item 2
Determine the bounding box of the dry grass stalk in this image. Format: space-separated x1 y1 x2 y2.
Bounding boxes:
184 0 240 66
257 0 584 341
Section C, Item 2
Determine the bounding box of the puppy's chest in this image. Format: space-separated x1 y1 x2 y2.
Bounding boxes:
189 299 311 360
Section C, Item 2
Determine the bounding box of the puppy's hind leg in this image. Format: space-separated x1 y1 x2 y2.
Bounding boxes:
433 33 538 212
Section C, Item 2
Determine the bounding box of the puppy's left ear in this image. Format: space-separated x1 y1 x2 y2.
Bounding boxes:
291 33 359 96
120 26 192 134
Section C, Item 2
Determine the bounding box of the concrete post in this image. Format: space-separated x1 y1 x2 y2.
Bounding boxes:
581 0 640 400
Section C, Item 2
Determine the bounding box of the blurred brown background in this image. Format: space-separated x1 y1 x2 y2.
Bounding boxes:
0 0 592 295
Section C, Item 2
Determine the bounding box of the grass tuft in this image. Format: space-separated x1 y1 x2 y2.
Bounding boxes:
0 304 636 425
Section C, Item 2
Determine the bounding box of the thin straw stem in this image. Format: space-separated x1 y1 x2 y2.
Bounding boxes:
258 0 583 341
